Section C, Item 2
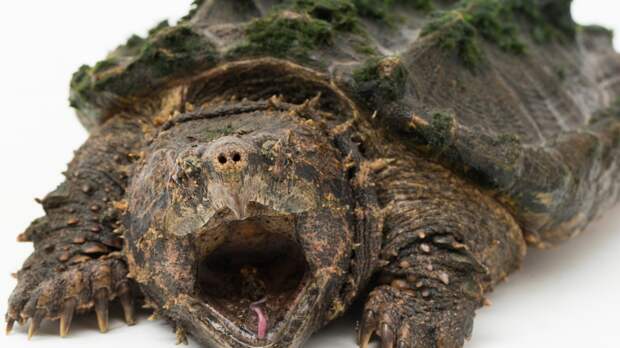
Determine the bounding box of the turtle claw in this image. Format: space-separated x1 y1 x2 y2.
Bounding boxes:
360 285 476 348
6 258 136 340
119 283 136 326
176 326 189 345
6 318 15 335
27 310 45 340
60 298 77 337
359 309 396 348
95 289 109 333
396 321 413 348
358 310 377 348
380 323 395 348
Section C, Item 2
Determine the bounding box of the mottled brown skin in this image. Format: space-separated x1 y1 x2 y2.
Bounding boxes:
6 77 525 347
6 116 146 336
6 1 620 347
359 145 525 348
125 99 361 347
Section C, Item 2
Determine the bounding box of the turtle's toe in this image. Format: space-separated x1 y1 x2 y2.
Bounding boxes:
6 256 135 339
359 285 475 348
358 285 413 348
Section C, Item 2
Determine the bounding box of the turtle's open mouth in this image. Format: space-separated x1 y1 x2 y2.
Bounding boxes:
195 212 310 340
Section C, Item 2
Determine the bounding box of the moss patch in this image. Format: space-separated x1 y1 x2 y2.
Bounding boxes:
421 0 576 67
288 0 361 31
419 111 455 153
70 25 218 114
88 22 173 76
230 0 441 60
353 56 407 107
353 0 435 21
136 26 217 79
92 59 118 74
421 10 484 67
231 11 333 60
581 24 614 38
511 0 575 43
231 0 377 60
179 0 206 22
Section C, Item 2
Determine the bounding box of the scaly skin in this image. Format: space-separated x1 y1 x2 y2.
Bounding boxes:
6 96 528 348
358 145 526 347
4 1 619 346
6 116 147 336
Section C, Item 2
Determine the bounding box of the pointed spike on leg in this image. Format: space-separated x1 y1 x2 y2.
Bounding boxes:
94 289 109 333
60 298 77 337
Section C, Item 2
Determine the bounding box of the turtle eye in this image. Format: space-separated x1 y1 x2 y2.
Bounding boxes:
183 156 202 175
173 155 202 183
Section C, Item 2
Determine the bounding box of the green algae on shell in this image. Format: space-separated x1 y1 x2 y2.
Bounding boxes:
420 0 576 68
70 24 218 129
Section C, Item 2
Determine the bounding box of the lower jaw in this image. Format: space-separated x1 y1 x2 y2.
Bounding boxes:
182 276 320 348
198 273 312 341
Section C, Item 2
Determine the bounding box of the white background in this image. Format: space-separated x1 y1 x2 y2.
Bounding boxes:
0 1 619 347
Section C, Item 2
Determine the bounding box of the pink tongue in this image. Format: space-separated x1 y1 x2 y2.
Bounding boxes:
250 300 268 339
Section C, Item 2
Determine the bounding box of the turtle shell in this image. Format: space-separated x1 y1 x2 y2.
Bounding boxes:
70 0 620 246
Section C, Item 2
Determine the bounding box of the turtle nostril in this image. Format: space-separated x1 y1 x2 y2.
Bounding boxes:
207 138 250 169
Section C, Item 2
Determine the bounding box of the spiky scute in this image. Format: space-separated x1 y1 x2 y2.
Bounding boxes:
69 0 578 129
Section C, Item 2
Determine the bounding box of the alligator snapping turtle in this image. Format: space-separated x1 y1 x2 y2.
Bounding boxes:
6 0 620 347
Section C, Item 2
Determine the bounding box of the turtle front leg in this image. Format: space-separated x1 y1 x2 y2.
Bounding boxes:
6 116 145 338
359 153 527 347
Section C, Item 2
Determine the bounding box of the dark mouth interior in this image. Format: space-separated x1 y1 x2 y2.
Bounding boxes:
197 217 309 337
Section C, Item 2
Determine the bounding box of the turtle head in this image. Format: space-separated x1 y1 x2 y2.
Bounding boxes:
126 100 357 347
